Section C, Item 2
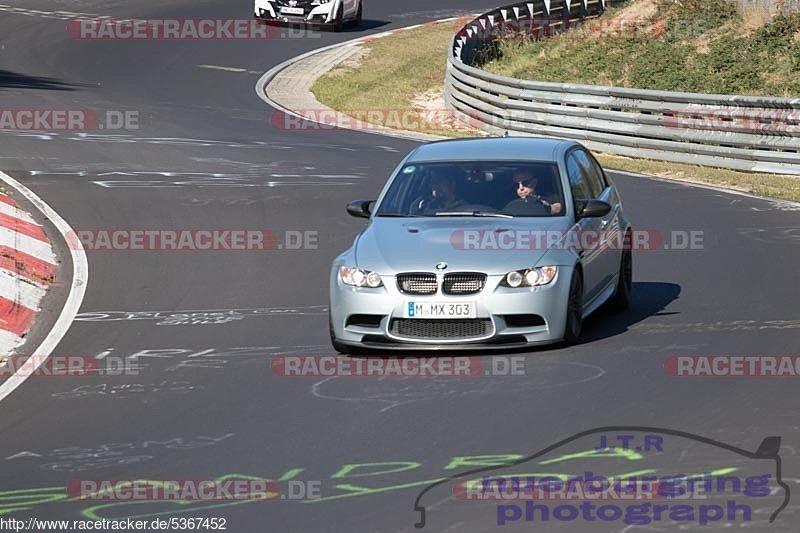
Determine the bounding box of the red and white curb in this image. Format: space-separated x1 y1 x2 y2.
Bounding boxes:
0 171 88 402
0 192 56 355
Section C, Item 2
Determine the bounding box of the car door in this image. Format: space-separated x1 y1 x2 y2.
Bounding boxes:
572 149 620 296
565 150 605 305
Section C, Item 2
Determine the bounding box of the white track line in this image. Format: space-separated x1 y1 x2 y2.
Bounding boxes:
609 169 800 209
0 171 88 403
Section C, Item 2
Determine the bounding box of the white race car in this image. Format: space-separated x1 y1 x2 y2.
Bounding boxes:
254 0 363 31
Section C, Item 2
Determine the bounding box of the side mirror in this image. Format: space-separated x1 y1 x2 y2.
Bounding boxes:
578 199 612 219
346 200 373 219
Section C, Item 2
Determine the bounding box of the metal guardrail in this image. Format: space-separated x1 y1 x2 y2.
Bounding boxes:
445 0 800 175
737 0 800 16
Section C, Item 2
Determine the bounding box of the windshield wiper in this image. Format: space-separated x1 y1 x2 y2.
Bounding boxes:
434 211 513 219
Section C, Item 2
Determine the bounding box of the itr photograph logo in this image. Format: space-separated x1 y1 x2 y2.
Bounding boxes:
413 426 790 529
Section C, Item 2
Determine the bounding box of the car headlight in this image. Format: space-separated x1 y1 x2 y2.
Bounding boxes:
502 266 557 288
339 266 383 288
312 0 331 4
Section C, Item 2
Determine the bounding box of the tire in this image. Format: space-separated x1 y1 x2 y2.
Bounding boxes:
353 1 363 26
563 270 583 346
329 314 349 354
333 4 344 32
610 232 632 310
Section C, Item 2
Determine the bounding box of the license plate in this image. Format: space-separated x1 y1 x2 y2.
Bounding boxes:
404 302 476 319
280 7 304 15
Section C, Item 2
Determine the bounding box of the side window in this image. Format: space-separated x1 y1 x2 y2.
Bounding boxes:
572 149 606 198
586 151 608 189
566 153 592 214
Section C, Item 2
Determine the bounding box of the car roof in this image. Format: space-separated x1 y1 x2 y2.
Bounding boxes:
405 136 579 163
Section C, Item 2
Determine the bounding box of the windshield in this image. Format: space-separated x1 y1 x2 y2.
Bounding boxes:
375 161 565 218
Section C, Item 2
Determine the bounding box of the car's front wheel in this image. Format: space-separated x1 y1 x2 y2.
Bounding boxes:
610 232 632 310
563 270 583 345
352 1 362 26
333 4 344 31
329 313 349 354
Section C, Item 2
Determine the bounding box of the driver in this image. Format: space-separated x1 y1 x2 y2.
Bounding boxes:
504 170 563 215
411 166 465 214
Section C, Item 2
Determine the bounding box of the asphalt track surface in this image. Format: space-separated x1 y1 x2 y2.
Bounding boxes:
0 1 799 531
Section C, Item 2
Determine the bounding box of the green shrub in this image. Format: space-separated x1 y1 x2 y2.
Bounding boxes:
484 1 800 96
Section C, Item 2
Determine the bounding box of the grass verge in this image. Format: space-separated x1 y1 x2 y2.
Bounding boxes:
311 21 477 137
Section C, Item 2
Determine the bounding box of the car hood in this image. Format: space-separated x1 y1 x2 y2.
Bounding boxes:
354 217 573 275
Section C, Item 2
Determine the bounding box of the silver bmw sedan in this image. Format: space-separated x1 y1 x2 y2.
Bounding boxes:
329 137 632 352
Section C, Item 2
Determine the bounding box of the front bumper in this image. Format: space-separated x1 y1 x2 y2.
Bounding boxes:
329 267 574 351
254 1 336 25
